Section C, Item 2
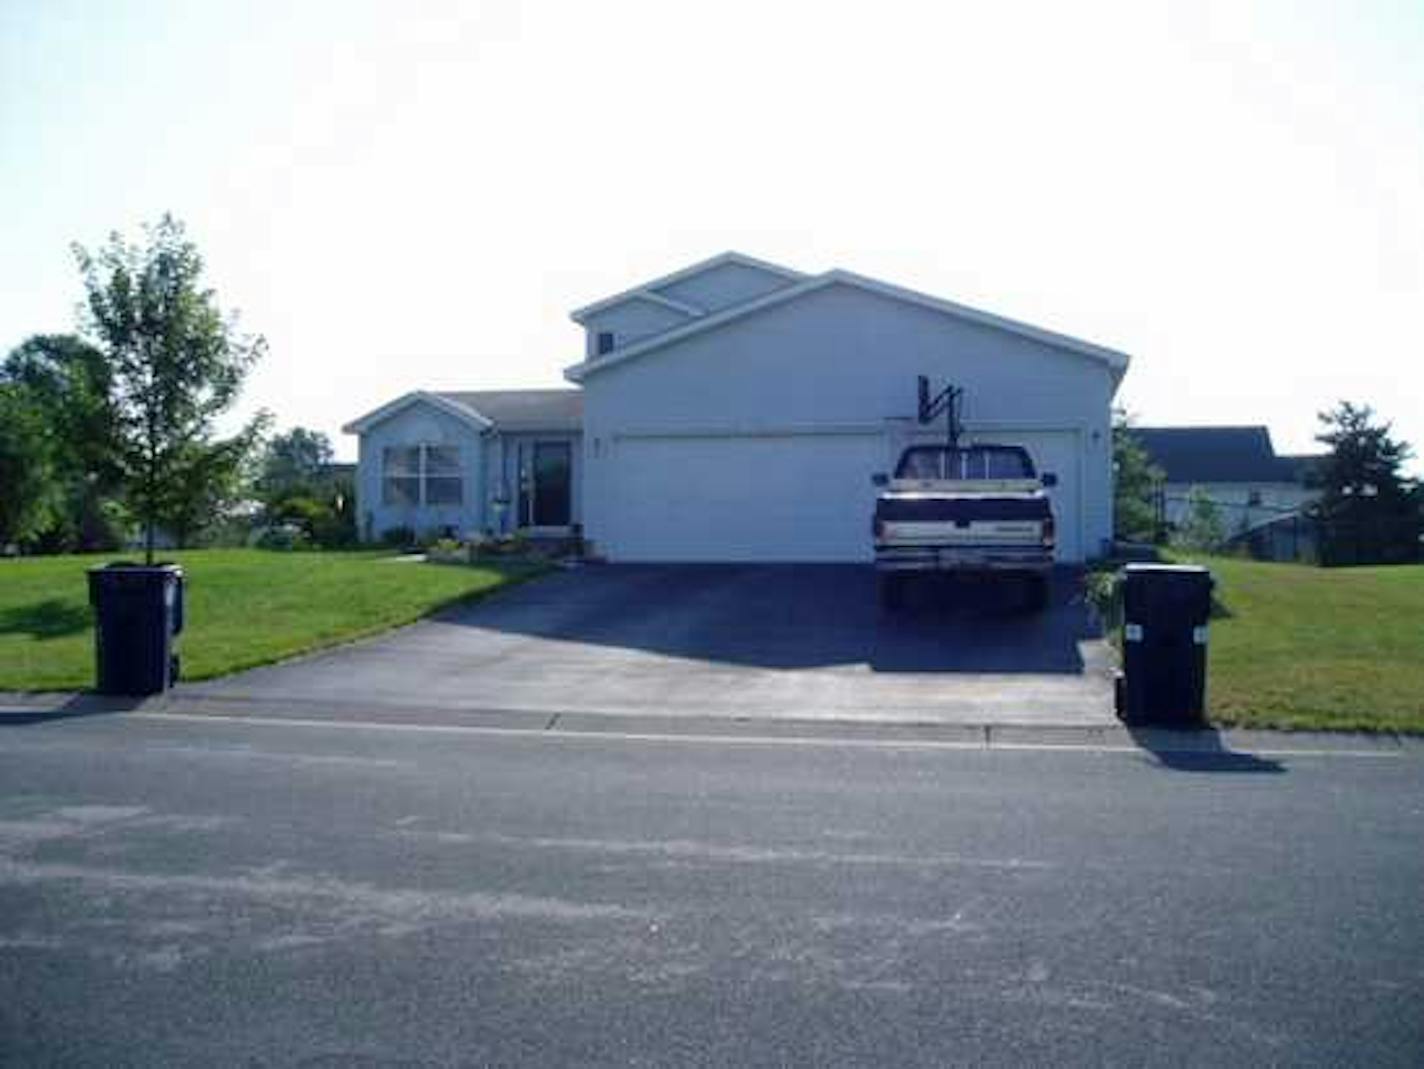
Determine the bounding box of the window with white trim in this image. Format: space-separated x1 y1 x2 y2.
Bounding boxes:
424 445 463 504
382 444 463 506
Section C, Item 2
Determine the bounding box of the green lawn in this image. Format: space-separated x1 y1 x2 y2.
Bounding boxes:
0 549 545 692
1189 555 1424 733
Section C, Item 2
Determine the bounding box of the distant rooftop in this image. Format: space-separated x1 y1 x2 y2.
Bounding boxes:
1131 426 1319 484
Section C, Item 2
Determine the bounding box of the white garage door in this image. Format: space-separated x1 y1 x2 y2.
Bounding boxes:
603 433 888 562
601 429 1084 563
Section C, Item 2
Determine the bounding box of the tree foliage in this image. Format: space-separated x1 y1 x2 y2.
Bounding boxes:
74 215 267 560
1112 408 1164 542
0 382 61 546
259 427 334 500
1 334 125 550
253 426 355 547
1308 401 1422 566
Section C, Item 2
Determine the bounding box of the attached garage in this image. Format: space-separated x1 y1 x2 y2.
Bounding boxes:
603 432 888 562
569 256 1127 566
600 426 1088 563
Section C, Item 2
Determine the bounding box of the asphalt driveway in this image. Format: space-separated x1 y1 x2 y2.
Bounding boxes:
179 564 1118 726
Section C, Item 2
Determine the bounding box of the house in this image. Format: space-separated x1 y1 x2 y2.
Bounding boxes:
344 253 1130 562
344 389 583 543
1130 426 1320 538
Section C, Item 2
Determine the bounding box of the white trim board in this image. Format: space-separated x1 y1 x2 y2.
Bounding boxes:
610 420 1094 441
570 251 806 323
342 391 493 435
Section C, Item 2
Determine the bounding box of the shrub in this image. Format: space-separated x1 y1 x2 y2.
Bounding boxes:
254 524 311 551
380 525 417 549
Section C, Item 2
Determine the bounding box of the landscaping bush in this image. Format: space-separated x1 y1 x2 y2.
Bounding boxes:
254 524 311 551
380 525 417 550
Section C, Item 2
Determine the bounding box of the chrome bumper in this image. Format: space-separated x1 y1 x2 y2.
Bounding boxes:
874 544 1053 573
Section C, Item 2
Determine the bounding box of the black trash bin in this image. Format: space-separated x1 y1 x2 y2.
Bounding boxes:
87 563 184 696
1117 563 1213 726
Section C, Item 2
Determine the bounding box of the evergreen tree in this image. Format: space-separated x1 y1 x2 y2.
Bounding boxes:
1309 401 1422 565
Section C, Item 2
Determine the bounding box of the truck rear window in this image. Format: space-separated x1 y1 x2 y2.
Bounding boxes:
895 446 1035 480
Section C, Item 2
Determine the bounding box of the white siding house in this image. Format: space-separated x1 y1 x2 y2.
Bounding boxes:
346 253 1131 561
1130 426 1320 538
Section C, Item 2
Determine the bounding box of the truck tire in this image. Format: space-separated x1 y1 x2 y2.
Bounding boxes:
1023 574 1050 612
878 573 905 612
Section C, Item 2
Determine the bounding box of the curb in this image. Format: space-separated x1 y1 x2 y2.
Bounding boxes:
3 690 1416 756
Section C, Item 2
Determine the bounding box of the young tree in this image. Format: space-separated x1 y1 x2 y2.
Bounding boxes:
1309 401 1422 565
74 215 267 561
163 421 270 548
1113 408 1165 542
1174 486 1226 552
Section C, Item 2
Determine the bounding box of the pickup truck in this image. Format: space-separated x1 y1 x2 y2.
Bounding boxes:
872 443 1057 610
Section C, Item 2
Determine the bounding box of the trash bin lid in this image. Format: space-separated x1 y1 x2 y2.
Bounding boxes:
1121 563 1210 575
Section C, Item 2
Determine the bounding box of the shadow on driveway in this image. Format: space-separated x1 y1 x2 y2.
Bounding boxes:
437 563 1103 675
180 563 1119 727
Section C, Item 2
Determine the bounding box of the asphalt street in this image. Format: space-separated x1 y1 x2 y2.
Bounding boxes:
1 711 1421 1066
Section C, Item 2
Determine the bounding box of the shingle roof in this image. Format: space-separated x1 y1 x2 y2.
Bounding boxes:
436 389 583 432
1130 426 1313 484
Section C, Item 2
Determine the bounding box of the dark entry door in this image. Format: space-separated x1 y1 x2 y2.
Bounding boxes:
532 442 572 527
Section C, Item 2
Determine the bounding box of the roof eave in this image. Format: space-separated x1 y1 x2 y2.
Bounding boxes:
565 270 1132 383
342 390 495 435
568 251 806 322
571 289 705 324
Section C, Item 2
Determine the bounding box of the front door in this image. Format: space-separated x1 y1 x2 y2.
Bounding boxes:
521 441 572 528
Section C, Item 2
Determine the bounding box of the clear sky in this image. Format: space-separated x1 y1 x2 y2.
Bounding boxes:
3 0 1421 467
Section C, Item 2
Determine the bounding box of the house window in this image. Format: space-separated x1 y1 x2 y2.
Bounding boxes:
381 446 421 506
382 444 463 506
424 446 463 504
596 331 616 355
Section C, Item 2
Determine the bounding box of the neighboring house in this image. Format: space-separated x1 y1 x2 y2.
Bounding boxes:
344 252 1131 562
1130 425 1321 537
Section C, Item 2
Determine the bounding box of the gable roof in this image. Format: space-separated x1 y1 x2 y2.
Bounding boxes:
565 265 1131 384
569 251 805 323
343 388 582 436
342 390 493 435
1130 426 1315 484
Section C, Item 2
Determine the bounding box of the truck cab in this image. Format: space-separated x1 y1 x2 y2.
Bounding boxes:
872 444 1057 610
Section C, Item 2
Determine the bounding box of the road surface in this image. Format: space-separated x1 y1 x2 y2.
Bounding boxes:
1 710 1420 1066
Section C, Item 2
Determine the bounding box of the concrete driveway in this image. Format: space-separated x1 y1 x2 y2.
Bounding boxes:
179 565 1118 726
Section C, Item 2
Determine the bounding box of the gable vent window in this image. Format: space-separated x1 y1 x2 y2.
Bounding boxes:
596 331 616 355
383 444 463 506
